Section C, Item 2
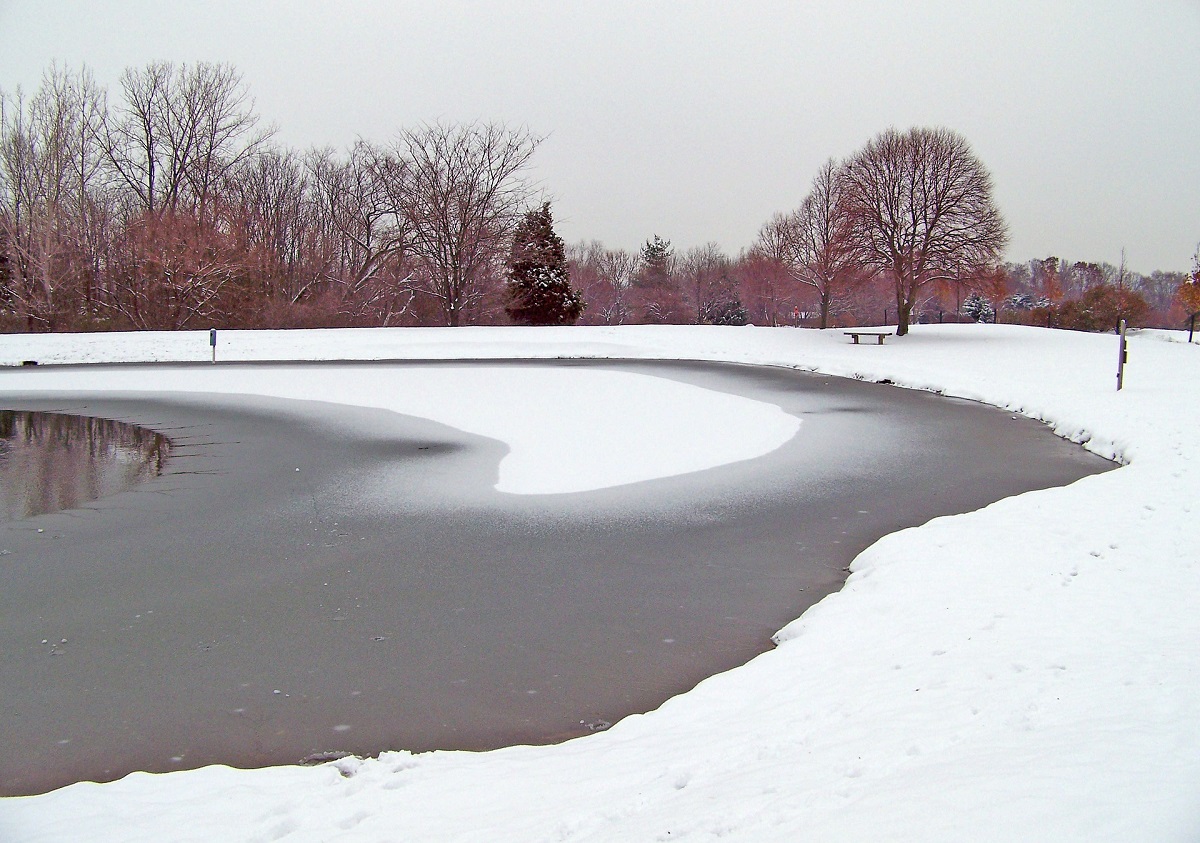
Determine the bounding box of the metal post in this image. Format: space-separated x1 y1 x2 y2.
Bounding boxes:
210 328 217 363
1190 313 1195 344
1116 319 1127 391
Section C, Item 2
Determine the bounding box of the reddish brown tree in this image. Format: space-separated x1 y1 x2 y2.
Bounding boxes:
0 66 108 330
758 158 857 328
1032 256 1064 304
105 210 241 329
975 265 1010 321
1176 246 1200 318
397 122 540 326
840 127 1008 336
731 247 794 325
595 247 639 325
306 142 413 325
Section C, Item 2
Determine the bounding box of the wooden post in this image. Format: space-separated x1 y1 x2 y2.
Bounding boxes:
1116 319 1127 391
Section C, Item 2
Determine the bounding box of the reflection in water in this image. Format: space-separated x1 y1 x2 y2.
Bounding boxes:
0 411 170 521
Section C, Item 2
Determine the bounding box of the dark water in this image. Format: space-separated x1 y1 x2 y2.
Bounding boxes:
0 411 169 522
0 362 1116 797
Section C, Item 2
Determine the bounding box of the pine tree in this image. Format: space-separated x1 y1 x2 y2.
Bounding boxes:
504 202 585 326
632 234 685 323
705 297 750 326
961 292 995 323
636 235 673 288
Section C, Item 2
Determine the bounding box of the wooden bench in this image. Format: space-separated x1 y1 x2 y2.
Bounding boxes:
844 331 893 345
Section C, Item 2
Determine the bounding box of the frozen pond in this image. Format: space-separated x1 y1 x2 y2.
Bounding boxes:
0 360 1114 796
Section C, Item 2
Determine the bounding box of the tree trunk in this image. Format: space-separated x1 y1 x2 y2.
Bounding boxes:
896 296 912 336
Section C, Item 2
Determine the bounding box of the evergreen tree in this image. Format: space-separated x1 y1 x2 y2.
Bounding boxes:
632 234 685 323
705 297 750 326
636 235 673 288
504 202 585 325
961 292 995 323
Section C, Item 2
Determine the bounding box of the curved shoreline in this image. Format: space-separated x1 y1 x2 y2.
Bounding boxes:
0 359 1113 797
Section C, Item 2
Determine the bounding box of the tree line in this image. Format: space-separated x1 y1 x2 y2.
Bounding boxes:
0 62 545 331
2 62 1195 335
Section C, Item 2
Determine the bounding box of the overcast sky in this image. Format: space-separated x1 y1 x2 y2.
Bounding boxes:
2 0 1197 272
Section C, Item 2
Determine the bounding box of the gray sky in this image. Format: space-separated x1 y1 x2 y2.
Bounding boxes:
2 0 1197 272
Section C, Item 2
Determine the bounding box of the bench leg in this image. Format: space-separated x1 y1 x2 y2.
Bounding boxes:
851 335 860 344
876 335 885 345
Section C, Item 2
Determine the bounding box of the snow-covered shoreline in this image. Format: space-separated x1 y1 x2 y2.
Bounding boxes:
1 324 1197 842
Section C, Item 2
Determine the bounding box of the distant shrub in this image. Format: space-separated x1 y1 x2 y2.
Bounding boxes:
961 293 995 323
1055 285 1148 332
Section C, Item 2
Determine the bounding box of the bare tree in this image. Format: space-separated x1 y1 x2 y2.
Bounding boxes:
679 242 737 324
397 122 540 326
100 61 269 217
565 240 601 323
1140 269 1187 318
226 149 305 287
595 247 638 325
839 127 1008 335
567 241 640 326
1 85 52 327
0 66 108 329
99 61 170 215
220 146 326 322
757 159 857 329
731 246 792 325
306 141 412 323
105 209 240 329
172 63 273 218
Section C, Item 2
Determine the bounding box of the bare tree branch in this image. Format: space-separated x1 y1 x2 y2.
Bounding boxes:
397 122 540 326
840 127 1008 335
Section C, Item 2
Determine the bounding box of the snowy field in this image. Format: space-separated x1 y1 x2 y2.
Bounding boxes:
0 323 1197 842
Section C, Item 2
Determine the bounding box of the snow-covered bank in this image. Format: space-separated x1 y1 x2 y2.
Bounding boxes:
1 324 1198 842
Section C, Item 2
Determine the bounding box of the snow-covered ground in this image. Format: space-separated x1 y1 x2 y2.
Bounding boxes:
0 324 1197 842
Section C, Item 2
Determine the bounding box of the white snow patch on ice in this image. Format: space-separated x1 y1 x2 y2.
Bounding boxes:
0 363 800 495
